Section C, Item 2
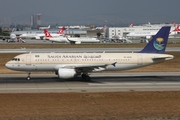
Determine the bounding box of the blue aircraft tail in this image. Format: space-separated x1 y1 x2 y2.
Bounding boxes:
139 26 171 54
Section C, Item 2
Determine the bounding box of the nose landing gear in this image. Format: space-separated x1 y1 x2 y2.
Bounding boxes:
26 72 31 80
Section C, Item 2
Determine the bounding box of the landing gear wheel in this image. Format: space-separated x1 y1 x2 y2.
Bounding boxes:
26 76 31 80
27 72 31 80
81 74 91 81
85 75 90 81
81 74 86 80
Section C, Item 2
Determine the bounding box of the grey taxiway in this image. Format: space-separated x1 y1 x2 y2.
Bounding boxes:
0 72 179 93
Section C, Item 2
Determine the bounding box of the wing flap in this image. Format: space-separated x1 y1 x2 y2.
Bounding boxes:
55 62 117 72
54 63 116 72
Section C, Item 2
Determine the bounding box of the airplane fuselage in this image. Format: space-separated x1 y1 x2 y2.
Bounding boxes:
6 52 173 72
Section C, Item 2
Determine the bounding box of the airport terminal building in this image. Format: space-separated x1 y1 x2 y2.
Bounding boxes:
106 25 176 40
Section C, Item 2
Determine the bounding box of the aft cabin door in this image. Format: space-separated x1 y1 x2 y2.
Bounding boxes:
137 55 143 65
26 55 31 65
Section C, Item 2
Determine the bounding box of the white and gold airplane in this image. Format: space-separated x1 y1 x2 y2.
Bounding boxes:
6 26 174 80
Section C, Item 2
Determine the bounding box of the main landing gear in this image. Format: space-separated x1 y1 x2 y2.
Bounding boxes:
81 73 91 81
26 72 31 80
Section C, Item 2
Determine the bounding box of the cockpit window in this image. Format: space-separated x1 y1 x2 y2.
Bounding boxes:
11 58 20 61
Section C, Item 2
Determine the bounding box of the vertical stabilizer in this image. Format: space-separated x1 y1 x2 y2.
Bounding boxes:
58 27 65 34
44 29 52 38
139 26 170 54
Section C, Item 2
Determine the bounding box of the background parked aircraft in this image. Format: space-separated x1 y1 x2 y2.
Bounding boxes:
44 29 68 43
39 25 50 30
65 36 100 44
19 27 65 40
6 29 17 43
44 28 100 44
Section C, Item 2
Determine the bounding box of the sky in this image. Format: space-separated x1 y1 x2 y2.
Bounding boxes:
0 0 179 26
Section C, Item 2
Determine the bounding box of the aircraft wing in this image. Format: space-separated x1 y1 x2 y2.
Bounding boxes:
65 37 77 44
55 62 117 72
65 36 80 44
67 39 77 44
75 64 107 72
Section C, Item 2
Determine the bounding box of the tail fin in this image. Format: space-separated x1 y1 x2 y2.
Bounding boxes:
173 24 180 32
44 29 52 38
58 27 65 34
139 26 171 54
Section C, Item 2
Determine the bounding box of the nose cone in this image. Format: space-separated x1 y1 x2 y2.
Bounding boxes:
5 62 11 69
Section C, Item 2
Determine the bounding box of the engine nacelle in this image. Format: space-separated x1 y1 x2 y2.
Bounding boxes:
58 68 76 79
146 36 151 39
35 36 40 39
75 41 81 44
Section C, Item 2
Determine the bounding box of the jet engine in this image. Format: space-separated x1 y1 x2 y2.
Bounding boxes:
75 41 81 44
146 36 151 39
58 68 76 79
